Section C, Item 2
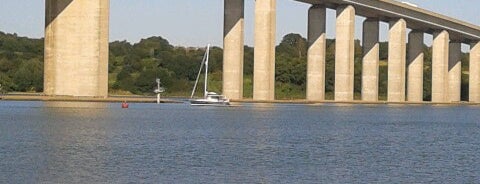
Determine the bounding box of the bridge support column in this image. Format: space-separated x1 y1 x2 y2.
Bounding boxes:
44 0 109 97
223 0 244 100
361 18 379 101
388 19 407 102
470 41 480 102
432 30 450 102
448 42 462 102
407 31 424 102
306 5 326 101
335 5 355 101
253 0 276 100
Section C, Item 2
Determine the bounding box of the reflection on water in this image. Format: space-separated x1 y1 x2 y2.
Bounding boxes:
42 101 108 109
42 102 110 183
0 101 114 183
42 102 111 123
0 101 480 183
250 103 276 109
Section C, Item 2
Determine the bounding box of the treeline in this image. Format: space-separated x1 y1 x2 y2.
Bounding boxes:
0 32 44 93
0 31 471 100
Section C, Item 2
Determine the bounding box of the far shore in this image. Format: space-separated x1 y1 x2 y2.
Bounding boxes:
0 93 182 103
1 93 480 106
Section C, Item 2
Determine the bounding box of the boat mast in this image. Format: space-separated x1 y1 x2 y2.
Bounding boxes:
190 45 208 98
204 44 210 98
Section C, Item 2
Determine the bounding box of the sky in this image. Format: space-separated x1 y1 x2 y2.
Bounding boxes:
0 0 478 47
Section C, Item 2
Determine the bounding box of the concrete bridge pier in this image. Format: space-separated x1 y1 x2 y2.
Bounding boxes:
387 19 407 102
334 5 355 101
223 0 245 100
431 30 450 102
407 31 424 102
306 5 326 101
44 0 109 97
253 0 276 100
448 42 462 102
470 41 480 102
361 18 380 101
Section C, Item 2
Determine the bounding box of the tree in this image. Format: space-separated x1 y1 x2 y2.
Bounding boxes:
13 59 43 92
134 36 173 58
379 42 388 60
0 72 13 93
276 33 307 59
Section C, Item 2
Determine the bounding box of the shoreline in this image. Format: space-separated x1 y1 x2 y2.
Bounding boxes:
231 99 480 106
1 94 480 106
0 94 182 103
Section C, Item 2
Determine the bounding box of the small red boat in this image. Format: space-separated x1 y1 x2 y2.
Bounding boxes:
121 102 129 108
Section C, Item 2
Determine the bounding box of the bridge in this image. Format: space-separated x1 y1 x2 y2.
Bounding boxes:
44 0 480 103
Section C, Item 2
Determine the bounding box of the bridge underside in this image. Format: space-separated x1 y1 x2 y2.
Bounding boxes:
265 0 480 102
294 0 480 42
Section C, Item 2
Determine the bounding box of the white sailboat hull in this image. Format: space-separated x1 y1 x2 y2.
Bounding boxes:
190 99 230 106
190 93 230 106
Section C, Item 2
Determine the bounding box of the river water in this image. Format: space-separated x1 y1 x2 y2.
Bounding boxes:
0 101 479 183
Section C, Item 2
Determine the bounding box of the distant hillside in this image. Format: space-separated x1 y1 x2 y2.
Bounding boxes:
0 31 471 100
0 32 44 92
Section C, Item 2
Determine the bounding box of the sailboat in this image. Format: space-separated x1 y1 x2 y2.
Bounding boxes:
190 44 230 106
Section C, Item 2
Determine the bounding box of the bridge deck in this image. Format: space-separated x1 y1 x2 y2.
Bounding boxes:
295 0 480 42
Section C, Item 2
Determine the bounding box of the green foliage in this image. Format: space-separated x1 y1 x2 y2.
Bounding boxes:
423 46 433 101
276 56 306 86
0 31 44 93
243 46 254 76
353 40 363 99
0 72 13 93
13 59 43 92
379 42 388 60
109 36 208 95
0 30 472 101
276 33 307 59
274 34 307 99
276 82 305 99
325 39 336 99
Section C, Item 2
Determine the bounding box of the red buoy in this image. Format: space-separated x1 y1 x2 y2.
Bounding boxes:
121 102 129 108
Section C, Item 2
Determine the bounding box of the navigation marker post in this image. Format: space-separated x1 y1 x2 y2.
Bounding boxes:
154 78 165 104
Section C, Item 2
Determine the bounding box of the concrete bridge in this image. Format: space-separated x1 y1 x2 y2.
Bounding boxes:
44 0 480 103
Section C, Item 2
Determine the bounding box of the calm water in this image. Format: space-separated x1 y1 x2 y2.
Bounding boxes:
0 101 479 183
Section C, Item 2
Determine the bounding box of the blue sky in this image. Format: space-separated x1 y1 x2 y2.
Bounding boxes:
0 0 478 47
